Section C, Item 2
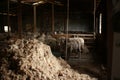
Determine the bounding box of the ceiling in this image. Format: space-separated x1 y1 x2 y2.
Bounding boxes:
69 0 94 12
20 0 94 12
0 0 98 14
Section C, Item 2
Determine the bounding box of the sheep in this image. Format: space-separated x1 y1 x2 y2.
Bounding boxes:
58 37 89 60
67 38 83 59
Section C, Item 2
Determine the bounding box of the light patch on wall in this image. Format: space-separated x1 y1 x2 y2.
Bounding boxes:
4 26 11 32
99 13 102 34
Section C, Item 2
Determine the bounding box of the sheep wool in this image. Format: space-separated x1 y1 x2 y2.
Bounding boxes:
0 38 97 80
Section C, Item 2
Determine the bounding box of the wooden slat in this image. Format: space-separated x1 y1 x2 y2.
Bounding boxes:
53 33 94 39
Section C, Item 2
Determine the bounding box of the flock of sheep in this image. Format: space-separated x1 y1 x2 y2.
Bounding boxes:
0 32 89 60
31 32 89 60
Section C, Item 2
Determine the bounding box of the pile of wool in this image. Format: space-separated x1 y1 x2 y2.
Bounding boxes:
0 38 97 80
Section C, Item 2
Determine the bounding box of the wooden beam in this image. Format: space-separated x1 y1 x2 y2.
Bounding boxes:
94 0 96 39
106 0 113 79
65 0 69 60
51 4 54 33
33 5 37 33
7 0 10 34
17 1 22 38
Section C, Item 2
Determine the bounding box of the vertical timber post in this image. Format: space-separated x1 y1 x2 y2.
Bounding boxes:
7 0 10 35
66 0 69 60
52 4 54 33
106 0 113 79
33 5 37 33
94 0 96 39
18 0 22 38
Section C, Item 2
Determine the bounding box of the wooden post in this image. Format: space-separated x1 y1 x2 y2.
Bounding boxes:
52 4 54 33
94 0 96 39
66 0 69 60
7 0 10 34
17 1 22 38
106 0 113 79
33 5 37 33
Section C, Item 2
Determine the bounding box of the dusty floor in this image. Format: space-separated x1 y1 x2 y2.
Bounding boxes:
53 51 108 80
67 59 108 80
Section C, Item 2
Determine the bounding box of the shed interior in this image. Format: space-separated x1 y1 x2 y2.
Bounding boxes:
0 0 116 79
